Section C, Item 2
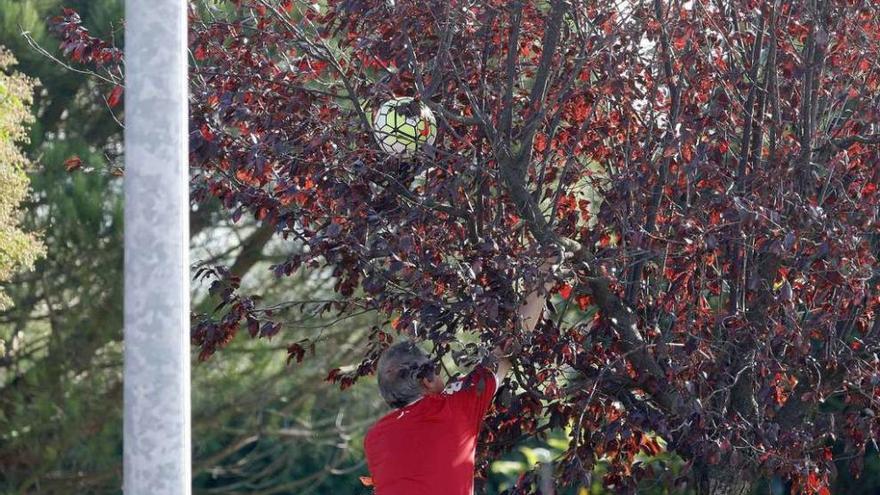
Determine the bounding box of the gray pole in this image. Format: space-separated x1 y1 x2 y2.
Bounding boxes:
123 0 191 493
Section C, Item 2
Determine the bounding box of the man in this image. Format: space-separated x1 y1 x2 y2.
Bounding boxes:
363 253 562 495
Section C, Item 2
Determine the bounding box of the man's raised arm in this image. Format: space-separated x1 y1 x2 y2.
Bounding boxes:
491 253 563 387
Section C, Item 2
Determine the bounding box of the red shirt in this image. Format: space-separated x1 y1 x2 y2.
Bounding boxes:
364 366 497 495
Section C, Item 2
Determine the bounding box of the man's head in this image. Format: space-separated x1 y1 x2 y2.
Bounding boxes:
377 340 445 408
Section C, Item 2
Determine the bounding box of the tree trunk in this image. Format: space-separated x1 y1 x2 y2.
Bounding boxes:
695 464 755 495
699 479 752 495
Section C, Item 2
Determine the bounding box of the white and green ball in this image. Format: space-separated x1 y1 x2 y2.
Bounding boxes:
372 97 437 156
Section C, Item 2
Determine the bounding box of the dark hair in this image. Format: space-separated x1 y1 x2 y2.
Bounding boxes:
376 341 437 408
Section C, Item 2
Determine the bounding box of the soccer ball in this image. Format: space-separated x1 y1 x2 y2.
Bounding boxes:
372 97 437 156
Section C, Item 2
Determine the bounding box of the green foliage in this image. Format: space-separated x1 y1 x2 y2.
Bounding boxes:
0 46 45 310
485 429 689 495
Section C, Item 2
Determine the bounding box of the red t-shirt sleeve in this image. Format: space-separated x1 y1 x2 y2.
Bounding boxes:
447 365 497 428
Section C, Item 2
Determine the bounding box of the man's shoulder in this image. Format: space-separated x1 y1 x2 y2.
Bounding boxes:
442 365 495 396
365 417 380 443
365 410 395 440
364 411 395 448
368 397 443 430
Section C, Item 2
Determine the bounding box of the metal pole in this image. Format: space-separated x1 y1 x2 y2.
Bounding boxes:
123 0 191 493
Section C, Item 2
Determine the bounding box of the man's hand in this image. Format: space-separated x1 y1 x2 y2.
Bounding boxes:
489 339 519 392
538 247 574 277
519 249 567 334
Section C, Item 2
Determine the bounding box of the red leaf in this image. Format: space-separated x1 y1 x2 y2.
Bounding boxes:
576 294 593 311
64 155 83 172
311 60 328 76
558 283 573 299
534 133 547 152
673 30 691 51
286 343 305 365
325 367 341 382
107 85 123 108
571 98 590 122
682 143 694 162
72 43 85 62
822 447 833 461
235 168 254 183
298 58 328 77
807 472 821 491
200 123 215 142
194 44 207 61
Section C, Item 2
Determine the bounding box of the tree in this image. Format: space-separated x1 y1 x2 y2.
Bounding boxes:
53 1 880 493
0 46 45 310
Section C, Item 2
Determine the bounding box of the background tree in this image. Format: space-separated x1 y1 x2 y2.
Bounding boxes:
0 46 45 311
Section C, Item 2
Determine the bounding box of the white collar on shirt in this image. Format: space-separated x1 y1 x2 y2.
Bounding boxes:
395 396 424 418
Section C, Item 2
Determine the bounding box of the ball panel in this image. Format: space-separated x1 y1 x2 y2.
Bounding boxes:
397 123 417 140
